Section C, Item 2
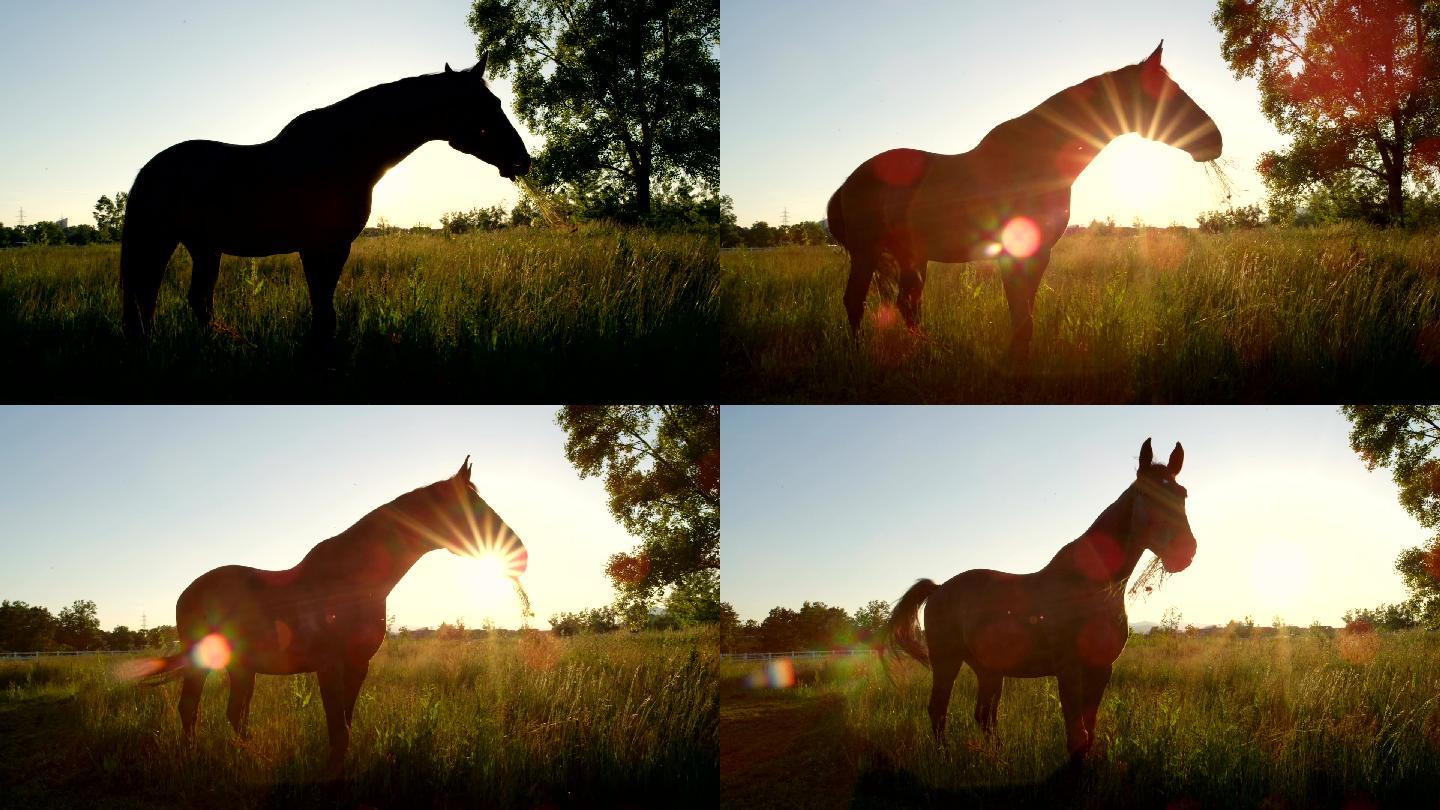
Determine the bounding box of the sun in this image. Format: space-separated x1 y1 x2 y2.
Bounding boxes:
1071 133 1213 226
474 551 509 583
1249 539 1313 610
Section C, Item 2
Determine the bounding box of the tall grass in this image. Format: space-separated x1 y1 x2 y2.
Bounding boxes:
724 631 1440 808
721 225 1440 402
0 629 717 807
0 226 718 401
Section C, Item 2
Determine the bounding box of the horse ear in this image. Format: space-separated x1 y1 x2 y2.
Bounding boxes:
475 51 490 77
444 62 454 74
1138 438 1154 472
1167 442 1184 476
456 455 472 482
1145 40 1163 65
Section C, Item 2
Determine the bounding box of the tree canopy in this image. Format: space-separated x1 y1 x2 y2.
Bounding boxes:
1343 405 1440 627
467 0 718 218
1213 0 1440 224
556 405 718 616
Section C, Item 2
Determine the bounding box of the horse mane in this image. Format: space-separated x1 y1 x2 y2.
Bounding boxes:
978 61 1146 153
274 72 448 143
298 476 457 564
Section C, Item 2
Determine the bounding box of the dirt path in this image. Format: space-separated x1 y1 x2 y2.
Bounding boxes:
720 690 856 809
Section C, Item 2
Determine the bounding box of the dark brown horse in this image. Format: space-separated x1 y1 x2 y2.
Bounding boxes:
827 43 1222 357
880 439 1195 761
120 54 530 344
128 457 527 776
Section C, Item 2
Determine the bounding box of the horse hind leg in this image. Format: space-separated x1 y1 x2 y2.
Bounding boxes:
185 245 222 329
120 229 179 338
300 244 352 358
927 650 963 743
179 667 209 738
1001 248 1050 361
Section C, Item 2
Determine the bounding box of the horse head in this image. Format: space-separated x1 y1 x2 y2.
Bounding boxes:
1115 41 1222 162
1131 438 1195 573
422 456 529 578
442 53 532 180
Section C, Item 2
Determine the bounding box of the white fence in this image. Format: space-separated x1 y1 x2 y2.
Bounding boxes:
0 649 146 661
720 649 881 662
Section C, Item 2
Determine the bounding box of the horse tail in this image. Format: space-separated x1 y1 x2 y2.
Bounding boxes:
825 188 846 248
115 649 190 686
878 578 938 678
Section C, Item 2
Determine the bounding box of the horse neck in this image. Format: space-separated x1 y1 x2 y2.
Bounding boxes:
1047 486 1148 591
974 74 1127 181
297 490 441 598
281 75 445 187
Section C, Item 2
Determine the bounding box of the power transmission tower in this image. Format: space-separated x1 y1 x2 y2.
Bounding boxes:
16 207 24 228
781 207 790 228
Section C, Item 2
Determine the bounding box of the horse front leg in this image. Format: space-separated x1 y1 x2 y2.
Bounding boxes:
1001 248 1049 361
300 244 352 360
185 245 222 329
342 660 369 728
225 666 256 740
897 259 927 332
179 667 209 739
973 668 1003 735
1056 668 1089 762
1080 663 1113 754
316 666 350 779
844 252 878 336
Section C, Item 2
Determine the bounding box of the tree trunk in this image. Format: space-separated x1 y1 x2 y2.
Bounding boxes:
636 157 652 216
1388 163 1405 225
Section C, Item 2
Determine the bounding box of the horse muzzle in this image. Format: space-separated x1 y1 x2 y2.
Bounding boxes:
500 155 531 180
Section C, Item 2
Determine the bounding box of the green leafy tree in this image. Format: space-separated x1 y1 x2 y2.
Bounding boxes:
0 600 58 652
852 600 893 635
1213 0 1440 224
93 192 128 241
557 406 719 613
1343 405 1440 627
56 599 102 650
662 569 719 627
467 0 718 217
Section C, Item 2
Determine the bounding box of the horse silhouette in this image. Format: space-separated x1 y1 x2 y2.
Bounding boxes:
827 42 1222 357
119 54 530 343
880 438 1195 762
127 457 528 777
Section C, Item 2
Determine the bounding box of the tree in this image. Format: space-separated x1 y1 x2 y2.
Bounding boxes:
557 406 719 611
0 600 58 652
56 599 102 650
93 192 128 241
468 0 718 217
663 569 719 627
852 600 893 635
1342 405 1440 627
1213 1 1440 224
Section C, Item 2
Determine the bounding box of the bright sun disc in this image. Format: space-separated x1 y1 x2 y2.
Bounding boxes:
475 552 509 582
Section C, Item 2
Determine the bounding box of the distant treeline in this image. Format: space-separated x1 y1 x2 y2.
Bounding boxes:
0 599 175 652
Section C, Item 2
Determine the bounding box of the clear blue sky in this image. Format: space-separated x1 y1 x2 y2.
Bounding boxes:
722 406 1428 628
0 1 532 229
721 0 1285 227
0 407 636 632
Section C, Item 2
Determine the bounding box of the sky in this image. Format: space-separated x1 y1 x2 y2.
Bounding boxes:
0 407 636 632
0 1 534 230
721 406 1429 629
721 0 1286 228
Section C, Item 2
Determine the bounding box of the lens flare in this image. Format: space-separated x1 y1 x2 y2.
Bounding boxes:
191 633 231 669
1000 216 1041 258
744 658 796 689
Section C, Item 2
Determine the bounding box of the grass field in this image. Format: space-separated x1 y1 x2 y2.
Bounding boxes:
0 629 717 808
720 225 1440 402
719 631 1440 809
0 226 717 402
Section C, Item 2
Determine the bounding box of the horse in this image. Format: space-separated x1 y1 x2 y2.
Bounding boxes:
827 42 1222 358
119 53 530 344
126 457 528 777
879 438 1196 763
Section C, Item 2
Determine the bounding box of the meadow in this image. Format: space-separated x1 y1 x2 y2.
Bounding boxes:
0 226 718 402
0 628 717 808
720 225 1440 403
720 631 1440 809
